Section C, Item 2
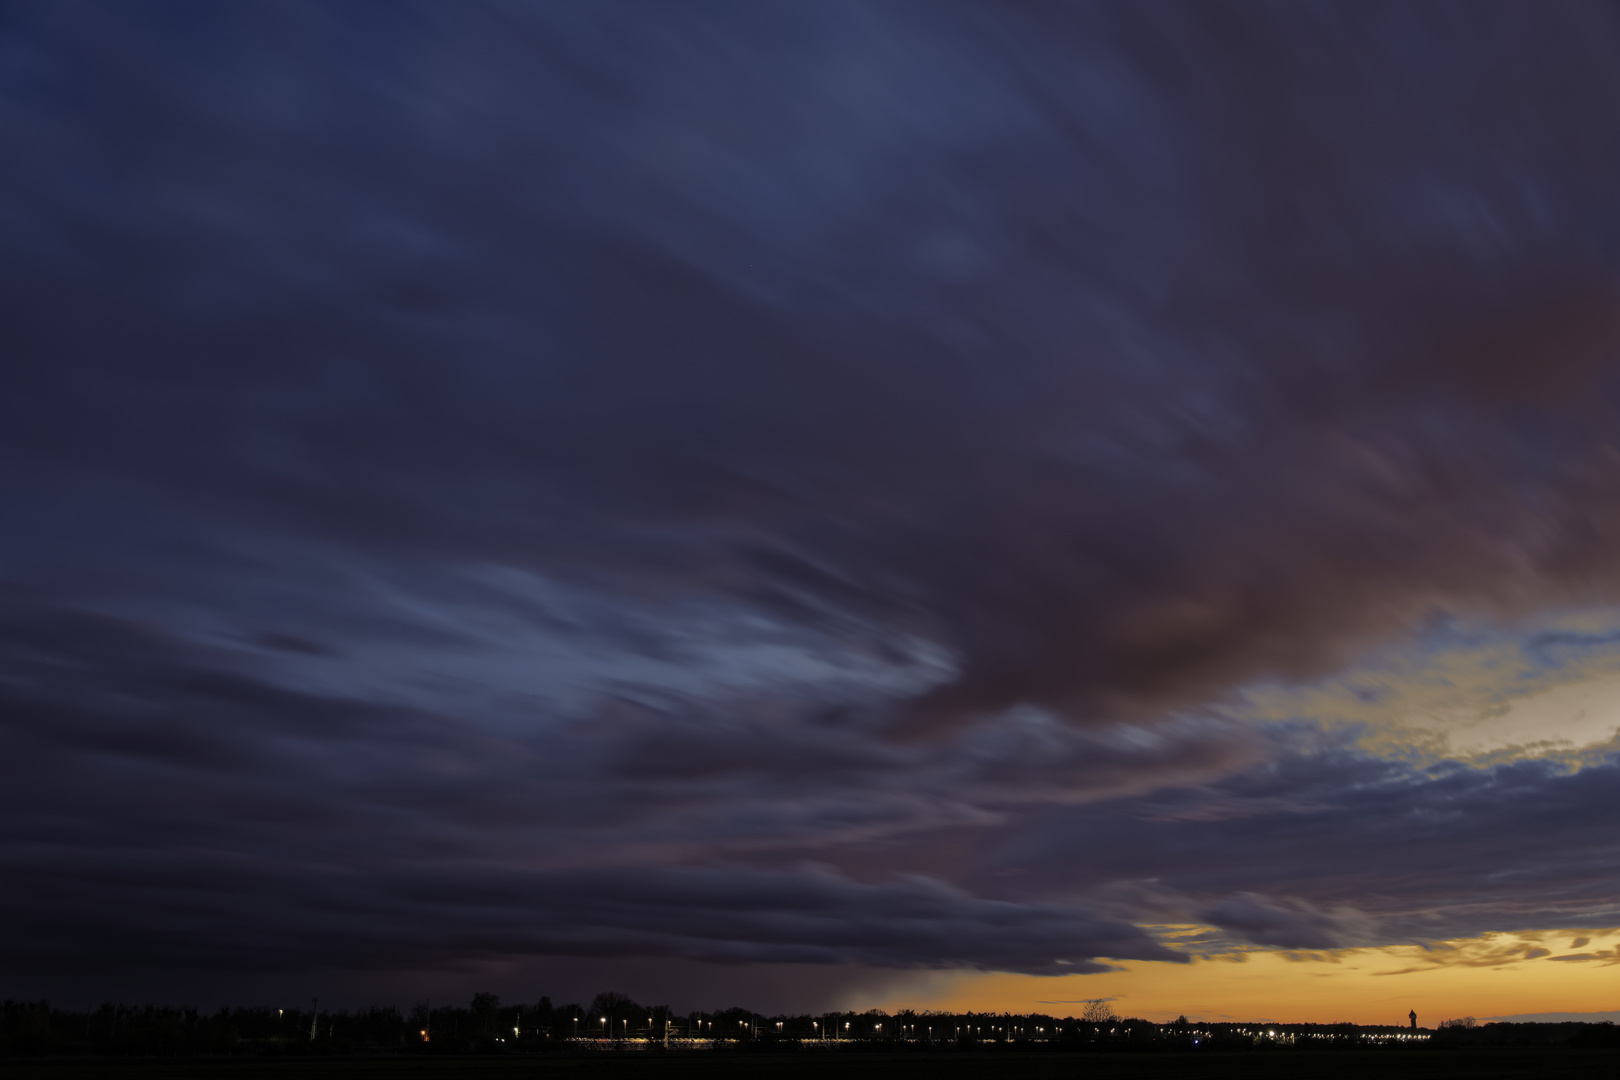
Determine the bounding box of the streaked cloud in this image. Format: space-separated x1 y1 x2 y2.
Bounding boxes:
7 0 1620 1012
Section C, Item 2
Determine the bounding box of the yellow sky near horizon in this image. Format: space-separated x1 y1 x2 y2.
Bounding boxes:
835 617 1620 1028
850 927 1620 1025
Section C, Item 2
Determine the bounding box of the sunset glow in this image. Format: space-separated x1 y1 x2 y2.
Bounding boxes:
863 929 1620 1024
6 1 1620 1022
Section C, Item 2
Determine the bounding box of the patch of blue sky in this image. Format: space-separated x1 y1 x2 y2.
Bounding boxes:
1226 608 1620 764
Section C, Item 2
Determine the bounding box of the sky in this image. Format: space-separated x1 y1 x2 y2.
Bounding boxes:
5 0 1620 1025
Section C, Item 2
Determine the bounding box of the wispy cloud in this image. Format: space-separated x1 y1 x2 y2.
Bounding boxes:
9 0 1620 1008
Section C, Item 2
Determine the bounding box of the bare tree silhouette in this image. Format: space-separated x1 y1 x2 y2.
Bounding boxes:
1081 999 1117 1024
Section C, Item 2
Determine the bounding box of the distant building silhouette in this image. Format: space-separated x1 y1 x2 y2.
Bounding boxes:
1409 1009 1417 1030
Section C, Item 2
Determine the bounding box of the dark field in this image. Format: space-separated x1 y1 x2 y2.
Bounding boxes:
4 1051 1619 1080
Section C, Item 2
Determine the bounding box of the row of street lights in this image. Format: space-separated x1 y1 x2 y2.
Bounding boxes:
557 1015 1064 1043
408 1015 1114 1047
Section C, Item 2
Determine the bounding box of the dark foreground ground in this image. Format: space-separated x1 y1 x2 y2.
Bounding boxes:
3 1051 1618 1080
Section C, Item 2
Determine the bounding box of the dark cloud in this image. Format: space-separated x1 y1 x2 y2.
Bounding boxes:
0 849 1176 977
253 631 339 656
1196 894 1372 952
982 735 1620 948
0 600 1178 987
10 0 1620 731
7 0 1620 1004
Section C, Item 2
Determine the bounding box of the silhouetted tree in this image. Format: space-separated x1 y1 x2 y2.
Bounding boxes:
470 993 500 1042
1082 999 1118 1024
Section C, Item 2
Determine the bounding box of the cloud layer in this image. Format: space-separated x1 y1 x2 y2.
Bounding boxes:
8 0 1620 1006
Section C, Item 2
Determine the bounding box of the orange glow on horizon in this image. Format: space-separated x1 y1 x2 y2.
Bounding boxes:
850 927 1620 1025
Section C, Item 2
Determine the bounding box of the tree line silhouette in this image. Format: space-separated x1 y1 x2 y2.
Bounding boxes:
2 993 1615 1057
